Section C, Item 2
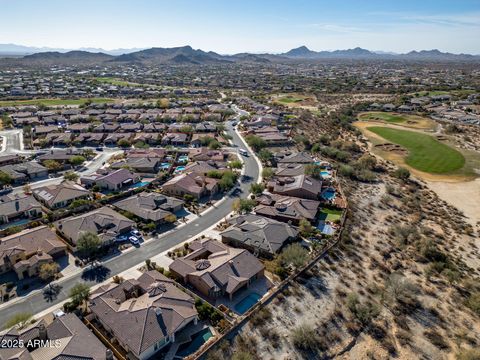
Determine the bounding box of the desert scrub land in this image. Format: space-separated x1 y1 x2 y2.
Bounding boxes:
205 107 480 360
206 164 480 360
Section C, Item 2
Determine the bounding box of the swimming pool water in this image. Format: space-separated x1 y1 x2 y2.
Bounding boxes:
234 293 261 315
174 166 186 173
321 188 336 200
177 328 213 357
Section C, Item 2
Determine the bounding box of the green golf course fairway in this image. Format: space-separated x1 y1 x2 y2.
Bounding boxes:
367 126 465 174
358 112 406 123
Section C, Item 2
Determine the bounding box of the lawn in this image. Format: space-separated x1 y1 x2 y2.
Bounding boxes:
0 98 114 107
318 208 343 221
367 126 465 174
358 112 406 123
277 95 304 104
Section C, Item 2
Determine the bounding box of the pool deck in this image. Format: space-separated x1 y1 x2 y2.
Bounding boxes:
215 277 272 314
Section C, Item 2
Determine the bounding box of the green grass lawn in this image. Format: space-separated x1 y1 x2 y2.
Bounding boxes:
0 98 114 107
278 96 304 103
358 112 406 123
318 208 343 221
368 126 465 174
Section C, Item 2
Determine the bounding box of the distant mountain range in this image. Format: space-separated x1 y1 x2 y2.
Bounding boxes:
0 43 478 65
0 43 144 56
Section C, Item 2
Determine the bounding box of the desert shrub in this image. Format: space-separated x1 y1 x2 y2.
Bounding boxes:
291 323 319 351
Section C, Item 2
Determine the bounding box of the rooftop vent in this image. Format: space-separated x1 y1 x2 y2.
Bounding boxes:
147 282 167 297
195 259 211 270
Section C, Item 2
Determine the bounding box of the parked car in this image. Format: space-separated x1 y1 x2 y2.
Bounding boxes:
116 234 128 242
129 236 140 245
239 148 248 156
131 229 141 237
0 185 13 195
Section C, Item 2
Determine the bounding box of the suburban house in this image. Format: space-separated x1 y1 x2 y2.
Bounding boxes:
0 226 67 279
254 193 320 225
274 163 306 177
184 160 228 176
54 206 135 247
81 168 140 191
161 133 188 146
111 157 161 174
162 173 219 200
33 181 91 209
0 161 48 184
89 270 198 360
37 149 85 164
170 238 264 300
275 151 314 165
220 214 299 258
0 313 111 360
0 194 43 224
113 191 184 223
267 175 322 200
189 148 226 162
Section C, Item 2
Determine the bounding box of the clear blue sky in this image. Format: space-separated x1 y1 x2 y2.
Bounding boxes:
1 0 479 54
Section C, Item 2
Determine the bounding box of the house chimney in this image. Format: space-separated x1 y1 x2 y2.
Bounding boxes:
106 349 114 360
155 307 162 316
38 323 47 341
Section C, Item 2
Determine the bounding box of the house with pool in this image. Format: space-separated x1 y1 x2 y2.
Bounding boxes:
169 238 264 300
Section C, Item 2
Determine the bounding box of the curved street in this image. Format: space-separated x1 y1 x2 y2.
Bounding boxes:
0 119 259 324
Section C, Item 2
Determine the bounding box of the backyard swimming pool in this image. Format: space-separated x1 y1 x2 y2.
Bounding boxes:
321 188 336 200
317 221 335 235
320 170 331 177
160 162 171 170
129 181 150 189
177 328 213 357
178 155 189 163
234 293 261 315
174 166 186 173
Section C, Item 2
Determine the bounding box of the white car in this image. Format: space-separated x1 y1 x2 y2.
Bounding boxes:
129 236 140 245
131 229 141 237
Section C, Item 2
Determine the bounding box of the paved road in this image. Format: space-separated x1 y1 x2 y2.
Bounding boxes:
0 120 259 323
0 129 24 154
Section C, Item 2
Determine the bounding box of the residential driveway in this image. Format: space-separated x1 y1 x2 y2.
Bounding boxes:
0 120 261 324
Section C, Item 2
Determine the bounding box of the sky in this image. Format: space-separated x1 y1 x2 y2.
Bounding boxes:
1 0 480 54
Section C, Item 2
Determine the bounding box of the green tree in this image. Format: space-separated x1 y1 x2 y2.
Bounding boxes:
258 149 273 163
232 198 256 214
43 160 62 171
69 155 86 166
299 218 315 237
279 243 309 269
69 283 90 309
39 262 60 287
250 183 265 195
245 135 266 152
63 171 79 182
164 214 177 223
0 171 13 186
77 232 101 260
219 171 237 191
228 160 243 170
4 312 33 330
394 167 410 181
261 167 274 180
117 139 131 148
1 114 14 128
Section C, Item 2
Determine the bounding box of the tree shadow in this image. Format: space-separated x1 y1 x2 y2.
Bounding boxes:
81 265 111 283
43 283 62 302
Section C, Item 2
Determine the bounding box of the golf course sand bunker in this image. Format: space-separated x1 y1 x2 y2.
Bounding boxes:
374 143 407 155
